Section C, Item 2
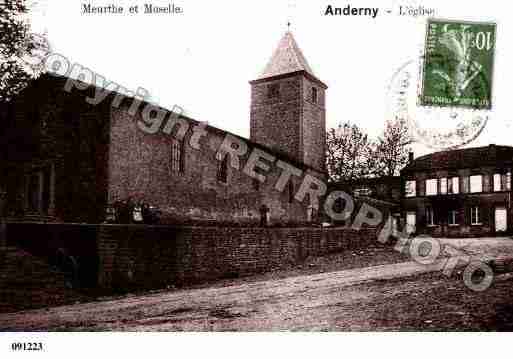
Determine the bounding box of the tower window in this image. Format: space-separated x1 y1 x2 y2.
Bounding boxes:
311 87 318 104
267 83 280 99
217 156 228 183
170 139 185 173
288 181 294 203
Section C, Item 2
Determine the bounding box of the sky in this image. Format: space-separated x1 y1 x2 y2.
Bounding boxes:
28 0 513 157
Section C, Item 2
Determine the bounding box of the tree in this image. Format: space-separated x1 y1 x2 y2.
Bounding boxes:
372 118 412 177
326 121 374 182
0 0 49 101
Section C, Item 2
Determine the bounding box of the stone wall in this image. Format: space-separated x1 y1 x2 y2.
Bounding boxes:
250 75 302 163
249 72 327 173
0 75 111 223
301 76 326 173
0 246 81 313
2 75 328 226
96 225 377 290
108 105 323 225
1 222 378 305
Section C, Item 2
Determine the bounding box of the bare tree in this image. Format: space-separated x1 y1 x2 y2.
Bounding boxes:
326 122 374 182
372 118 412 177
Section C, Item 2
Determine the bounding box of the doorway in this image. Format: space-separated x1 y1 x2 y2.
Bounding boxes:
495 207 507 232
406 212 416 235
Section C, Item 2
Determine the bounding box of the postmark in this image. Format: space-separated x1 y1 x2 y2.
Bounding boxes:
421 19 496 109
386 18 496 150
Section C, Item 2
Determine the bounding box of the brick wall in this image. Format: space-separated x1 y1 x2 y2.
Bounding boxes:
97 225 377 290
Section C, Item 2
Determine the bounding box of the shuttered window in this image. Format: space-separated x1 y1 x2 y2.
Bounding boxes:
470 175 483 193
426 179 437 196
471 207 480 225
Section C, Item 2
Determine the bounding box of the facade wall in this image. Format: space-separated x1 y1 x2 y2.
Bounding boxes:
108 105 324 225
250 72 327 173
301 76 326 173
250 75 302 162
1 76 327 225
402 164 513 237
0 77 111 223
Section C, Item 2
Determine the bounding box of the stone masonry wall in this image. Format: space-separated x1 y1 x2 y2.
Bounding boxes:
0 76 111 223
97 225 378 290
250 75 302 162
108 105 323 225
301 76 326 173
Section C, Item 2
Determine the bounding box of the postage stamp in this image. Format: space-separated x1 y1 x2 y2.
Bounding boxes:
421 19 496 109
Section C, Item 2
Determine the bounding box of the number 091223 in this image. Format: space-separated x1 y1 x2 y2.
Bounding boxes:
11 342 44 351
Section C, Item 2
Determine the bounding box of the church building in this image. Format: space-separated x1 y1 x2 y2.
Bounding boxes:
0 31 328 225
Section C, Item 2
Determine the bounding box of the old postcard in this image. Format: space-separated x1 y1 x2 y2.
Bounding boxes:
0 0 512 357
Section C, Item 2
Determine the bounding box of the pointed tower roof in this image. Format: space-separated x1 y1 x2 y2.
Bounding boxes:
257 31 316 80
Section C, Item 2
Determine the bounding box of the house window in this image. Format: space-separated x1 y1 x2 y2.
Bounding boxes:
25 166 54 214
311 87 318 104
471 206 481 225
493 173 502 191
288 181 294 203
426 179 438 196
267 83 280 99
448 177 459 194
507 172 511 190
470 175 483 193
405 180 416 197
448 210 458 226
170 139 184 173
440 178 447 194
217 156 228 183
426 207 435 226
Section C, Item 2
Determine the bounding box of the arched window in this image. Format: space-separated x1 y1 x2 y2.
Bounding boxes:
311 87 318 104
217 156 228 183
288 181 294 203
170 139 185 173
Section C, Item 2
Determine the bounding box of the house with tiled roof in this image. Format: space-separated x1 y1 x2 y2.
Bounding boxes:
401 144 513 237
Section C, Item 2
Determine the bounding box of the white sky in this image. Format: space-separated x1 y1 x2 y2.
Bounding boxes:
30 0 513 157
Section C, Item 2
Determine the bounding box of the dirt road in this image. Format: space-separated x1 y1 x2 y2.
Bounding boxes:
1 260 512 331
2 237 513 331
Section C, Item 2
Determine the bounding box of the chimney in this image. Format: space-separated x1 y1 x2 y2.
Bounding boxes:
408 151 414 163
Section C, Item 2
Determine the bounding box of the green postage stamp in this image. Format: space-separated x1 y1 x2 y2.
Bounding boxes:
421 19 496 109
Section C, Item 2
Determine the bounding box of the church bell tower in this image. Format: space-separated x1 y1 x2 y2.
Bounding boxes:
250 31 327 173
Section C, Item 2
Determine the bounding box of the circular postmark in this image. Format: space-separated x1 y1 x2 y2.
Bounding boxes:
386 53 491 150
